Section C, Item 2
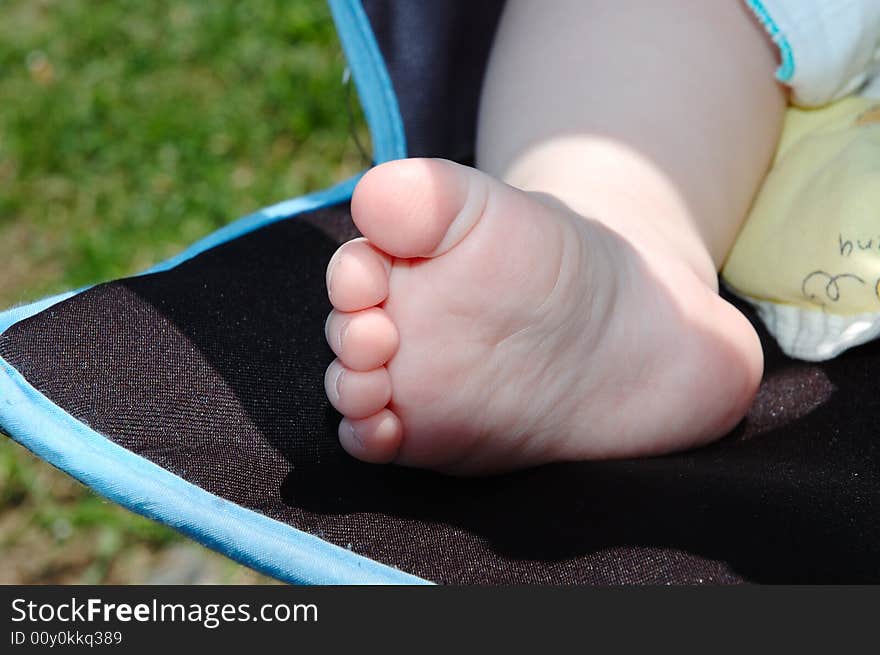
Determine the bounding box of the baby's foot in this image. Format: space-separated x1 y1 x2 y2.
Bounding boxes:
324 158 762 474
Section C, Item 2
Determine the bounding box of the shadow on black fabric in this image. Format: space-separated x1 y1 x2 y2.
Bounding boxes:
1 204 878 584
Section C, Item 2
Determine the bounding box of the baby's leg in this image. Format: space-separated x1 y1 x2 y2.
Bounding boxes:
479 0 786 281
323 1 785 474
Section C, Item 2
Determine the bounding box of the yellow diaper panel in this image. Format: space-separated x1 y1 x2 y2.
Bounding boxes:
722 97 880 318
773 97 880 160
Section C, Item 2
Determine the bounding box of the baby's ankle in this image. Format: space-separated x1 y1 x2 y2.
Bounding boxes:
492 137 720 290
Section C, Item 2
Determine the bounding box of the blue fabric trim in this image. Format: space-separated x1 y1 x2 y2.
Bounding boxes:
0 356 427 585
328 0 407 162
142 175 361 275
0 176 362 325
0 177 431 585
0 0 427 585
0 290 82 332
745 0 795 82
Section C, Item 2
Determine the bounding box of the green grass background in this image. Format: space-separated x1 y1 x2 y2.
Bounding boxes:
0 0 368 583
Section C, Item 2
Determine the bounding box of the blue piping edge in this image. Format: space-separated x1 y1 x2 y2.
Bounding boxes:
142 175 361 275
328 0 407 163
0 176 430 585
745 0 795 82
0 357 427 585
0 175 363 323
0 0 425 584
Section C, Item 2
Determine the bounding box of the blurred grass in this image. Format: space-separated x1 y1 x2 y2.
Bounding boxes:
0 0 368 583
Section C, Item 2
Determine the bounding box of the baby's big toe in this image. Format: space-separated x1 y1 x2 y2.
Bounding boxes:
351 158 490 258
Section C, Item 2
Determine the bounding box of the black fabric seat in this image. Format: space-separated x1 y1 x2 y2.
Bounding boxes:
2 202 876 584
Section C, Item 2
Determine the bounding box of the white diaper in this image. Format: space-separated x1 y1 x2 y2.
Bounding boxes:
723 1 880 361
745 0 880 107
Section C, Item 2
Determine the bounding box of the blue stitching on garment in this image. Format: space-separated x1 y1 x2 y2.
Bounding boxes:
745 0 795 82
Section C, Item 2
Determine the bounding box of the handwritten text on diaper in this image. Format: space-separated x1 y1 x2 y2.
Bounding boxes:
839 234 880 257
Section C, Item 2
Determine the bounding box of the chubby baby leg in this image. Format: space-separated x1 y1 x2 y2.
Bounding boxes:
324 0 786 474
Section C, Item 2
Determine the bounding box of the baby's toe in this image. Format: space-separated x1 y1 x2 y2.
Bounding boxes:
339 409 402 464
326 237 392 312
351 158 490 258
324 359 391 419
325 307 399 371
